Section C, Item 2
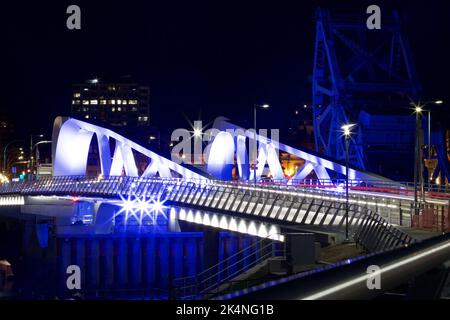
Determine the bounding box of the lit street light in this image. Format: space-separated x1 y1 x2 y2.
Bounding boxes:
29 134 44 180
410 100 444 214
193 128 202 138
341 123 355 241
3 140 24 174
253 104 270 186
32 140 52 179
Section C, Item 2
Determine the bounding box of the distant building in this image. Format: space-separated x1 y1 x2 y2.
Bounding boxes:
71 79 150 127
71 79 156 177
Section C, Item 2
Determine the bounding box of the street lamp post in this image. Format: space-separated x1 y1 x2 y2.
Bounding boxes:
411 100 443 213
33 141 52 179
341 124 355 241
5 149 25 174
29 134 44 180
3 140 24 174
426 101 443 168
253 104 270 186
413 106 422 215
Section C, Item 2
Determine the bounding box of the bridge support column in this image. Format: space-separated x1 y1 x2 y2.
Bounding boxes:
74 239 86 289
226 235 238 277
101 238 114 290
115 237 128 288
159 237 170 290
172 237 183 280
241 236 252 270
143 236 155 289
87 238 100 290
58 239 71 293
203 228 219 269
129 237 141 288
186 238 197 277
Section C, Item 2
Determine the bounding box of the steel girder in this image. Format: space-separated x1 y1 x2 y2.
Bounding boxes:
312 9 421 171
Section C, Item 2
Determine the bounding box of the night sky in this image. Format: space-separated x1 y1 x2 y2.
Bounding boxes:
1 0 450 139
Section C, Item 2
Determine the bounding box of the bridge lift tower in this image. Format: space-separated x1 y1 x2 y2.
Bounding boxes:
312 8 421 171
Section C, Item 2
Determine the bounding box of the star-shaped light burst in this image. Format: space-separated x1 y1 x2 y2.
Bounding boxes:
116 192 168 226
117 193 137 224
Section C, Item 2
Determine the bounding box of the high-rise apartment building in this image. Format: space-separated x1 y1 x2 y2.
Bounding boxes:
71 79 150 127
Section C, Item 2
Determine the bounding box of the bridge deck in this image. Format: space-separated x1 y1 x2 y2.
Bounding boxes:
0 176 417 252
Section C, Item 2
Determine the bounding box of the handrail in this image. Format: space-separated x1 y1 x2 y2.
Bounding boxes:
173 232 285 300
201 244 283 296
0 175 417 253
220 233 450 300
2 175 449 197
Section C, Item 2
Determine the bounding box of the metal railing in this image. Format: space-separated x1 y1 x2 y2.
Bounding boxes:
352 207 415 252
1 176 448 198
225 233 450 300
268 178 450 198
0 175 416 252
172 234 285 300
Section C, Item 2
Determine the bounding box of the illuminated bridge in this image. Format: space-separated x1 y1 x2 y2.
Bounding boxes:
0 116 449 299
0 175 419 250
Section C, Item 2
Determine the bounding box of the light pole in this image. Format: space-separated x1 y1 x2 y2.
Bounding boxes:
426 101 443 162
253 104 270 186
411 100 443 213
413 106 422 215
33 141 52 179
29 134 44 180
5 148 25 175
341 124 355 241
3 140 24 174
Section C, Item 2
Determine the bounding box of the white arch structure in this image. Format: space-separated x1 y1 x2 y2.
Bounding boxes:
52 117 205 179
210 117 390 183
51 116 390 184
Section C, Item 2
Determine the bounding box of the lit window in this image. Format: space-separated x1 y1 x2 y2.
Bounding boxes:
122 100 127 105
82 100 89 105
112 107 115 112
90 100 98 105
85 115 90 119
74 93 81 98
100 100 107 105
72 100 80 105
129 100 138 105
117 107 122 111
83 88 89 91
110 100 116 104
117 99 122 105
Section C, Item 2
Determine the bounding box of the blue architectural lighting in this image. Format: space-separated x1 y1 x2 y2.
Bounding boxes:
116 193 168 226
